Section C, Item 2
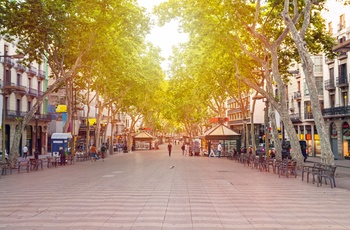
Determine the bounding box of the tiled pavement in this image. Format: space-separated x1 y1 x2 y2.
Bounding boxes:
1 145 350 229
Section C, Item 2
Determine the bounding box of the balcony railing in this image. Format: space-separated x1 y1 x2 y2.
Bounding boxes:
3 109 53 121
323 106 350 116
293 91 302 100
324 79 335 90
38 69 46 79
27 67 37 76
290 113 301 123
6 110 28 119
28 88 38 96
336 74 348 87
0 57 15 67
14 63 26 73
304 112 314 120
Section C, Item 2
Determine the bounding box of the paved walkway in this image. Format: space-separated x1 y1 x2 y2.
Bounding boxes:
1 145 350 229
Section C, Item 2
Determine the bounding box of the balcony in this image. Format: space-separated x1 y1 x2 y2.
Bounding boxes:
5 110 27 119
333 38 350 53
304 112 314 120
1 81 27 95
28 88 38 97
336 74 348 88
293 91 302 100
324 79 336 91
14 63 26 73
0 57 15 68
323 106 350 117
38 69 46 80
290 113 301 123
27 67 37 77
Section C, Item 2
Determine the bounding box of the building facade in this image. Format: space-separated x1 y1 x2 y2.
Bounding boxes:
1 38 51 157
323 0 350 159
227 95 266 147
287 57 324 158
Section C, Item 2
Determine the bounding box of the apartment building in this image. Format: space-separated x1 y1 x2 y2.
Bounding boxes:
0 38 50 157
227 95 267 147
322 0 350 159
288 56 324 158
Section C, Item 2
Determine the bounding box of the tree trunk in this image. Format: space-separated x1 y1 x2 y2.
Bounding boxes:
281 1 335 165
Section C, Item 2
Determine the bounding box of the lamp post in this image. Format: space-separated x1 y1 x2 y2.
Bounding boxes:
72 111 77 156
252 94 269 156
123 128 128 153
263 98 269 156
1 45 24 163
34 111 40 159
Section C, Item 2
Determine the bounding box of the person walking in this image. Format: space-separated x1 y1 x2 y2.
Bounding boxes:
90 145 98 161
22 145 28 159
181 144 185 155
168 142 172 156
185 143 189 156
217 142 222 158
101 143 107 161
59 147 65 166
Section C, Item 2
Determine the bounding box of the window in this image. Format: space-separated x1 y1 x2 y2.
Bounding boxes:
16 99 20 115
329 68 334 80
315 78 324 95
304 80 309 96
328 22 333 34
313 56 323 73
342 92 348 107
16 73 21 86
340 14 346 30
330 95 335 108
339 63 347 79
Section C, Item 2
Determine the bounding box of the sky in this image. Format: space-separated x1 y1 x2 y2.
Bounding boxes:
137 0 188 72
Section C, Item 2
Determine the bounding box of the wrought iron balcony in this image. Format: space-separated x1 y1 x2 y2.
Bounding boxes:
290 113 301 123
28 88 38 97
304 112 314 120
14 63 26 73
0 57 15 68
27 67 37 76
293 91 302 100
5 110 28 119
323 106 350 117
324 79 335 91
336 74 348 87
38 69 46 80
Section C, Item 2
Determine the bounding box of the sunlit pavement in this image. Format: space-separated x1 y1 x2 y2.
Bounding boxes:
1 145 350 230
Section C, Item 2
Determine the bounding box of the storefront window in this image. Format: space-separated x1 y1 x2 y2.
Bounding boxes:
342 122 350 158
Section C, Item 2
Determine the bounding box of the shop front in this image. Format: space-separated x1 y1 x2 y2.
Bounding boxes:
203 124 241 155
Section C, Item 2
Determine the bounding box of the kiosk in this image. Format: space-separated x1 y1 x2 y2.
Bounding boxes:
51 133 72 157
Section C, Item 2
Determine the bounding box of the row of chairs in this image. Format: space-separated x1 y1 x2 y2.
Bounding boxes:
301 163 337 188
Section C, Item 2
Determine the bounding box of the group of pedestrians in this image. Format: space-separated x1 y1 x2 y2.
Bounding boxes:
89 143 107 162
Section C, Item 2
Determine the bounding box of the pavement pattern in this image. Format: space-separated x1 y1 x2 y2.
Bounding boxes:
1 144 350 230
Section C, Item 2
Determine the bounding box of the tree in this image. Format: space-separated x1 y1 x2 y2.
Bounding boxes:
156 0 336 166
281 0 335 165
0 0 150 166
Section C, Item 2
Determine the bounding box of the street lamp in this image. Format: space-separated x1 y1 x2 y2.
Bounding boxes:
1 45 24 163
252 94 269 156
34 110 40 159
123 128 128 153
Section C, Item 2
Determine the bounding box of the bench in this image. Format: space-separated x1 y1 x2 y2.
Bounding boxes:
317 165 337 188
278 159 297 178
47 156 58 168
1 160 12 175
29 159 43 171
66 155 75 165
17 160 30 173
